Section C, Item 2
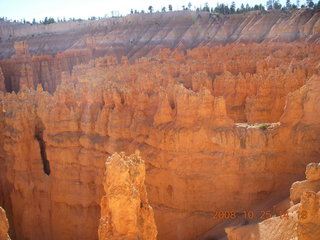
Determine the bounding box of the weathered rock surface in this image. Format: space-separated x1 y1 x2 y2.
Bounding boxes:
0 42 91 93
1 10 319 60
0 9 320 93
0 44 319 240
306 163 320 181
225 162 320 240
0 10 319 240
98 152 157 240
1 42 318 122
0 207 10 240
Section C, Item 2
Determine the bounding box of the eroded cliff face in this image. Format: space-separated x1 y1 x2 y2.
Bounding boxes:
1 42 319 120
98 152 157 240
225 162 320 240
1 9 319 60
0 9 319 93
0 42 319 240
0 42 91 93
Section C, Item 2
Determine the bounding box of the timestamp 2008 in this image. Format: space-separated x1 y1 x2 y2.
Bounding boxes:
212 210 308 220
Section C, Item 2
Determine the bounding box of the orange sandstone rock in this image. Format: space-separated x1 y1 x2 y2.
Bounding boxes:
98 152 157 240
0 45 319 240
225 162 320 240
306 163 320 181
0 207 11 240
298 191 320 240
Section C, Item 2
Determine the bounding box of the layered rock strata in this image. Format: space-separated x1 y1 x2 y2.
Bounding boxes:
0 41 91 93
0 9 319 60
0 9 320 93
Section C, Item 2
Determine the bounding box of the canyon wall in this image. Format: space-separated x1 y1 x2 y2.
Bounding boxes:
225 162 320 240
0 42 91 93
0 9 320 93
0 42 319 240
0 9 319 59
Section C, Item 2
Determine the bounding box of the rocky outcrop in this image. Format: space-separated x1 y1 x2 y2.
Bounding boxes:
98 152 157 240
0 42 92 92
0 45 319 240
291 163 320 205
225 162 320 240
1 42 318 120
0 207 10 240
11 41 30 59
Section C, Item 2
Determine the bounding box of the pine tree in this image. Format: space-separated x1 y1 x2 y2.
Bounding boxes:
286 0 292 8
203 3 210 12
231 1 236 13
273 0 282 9
241 3 245 11
307 0 314 8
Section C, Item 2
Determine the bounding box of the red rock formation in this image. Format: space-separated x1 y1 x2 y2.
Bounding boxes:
225 162 320 240
0 13 320 239
0 207 11 240
0 43 91 92
11 41 30 59
98 152 157 240
0 50 319 240
0 9 319 93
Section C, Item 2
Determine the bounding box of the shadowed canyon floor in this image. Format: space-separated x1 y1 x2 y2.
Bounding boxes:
0 9 320 240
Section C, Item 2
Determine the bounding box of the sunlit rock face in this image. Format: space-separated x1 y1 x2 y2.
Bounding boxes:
0 44 319 240
0 207 11 240
224 75 320 240
0 9 319 240
98 152 157 240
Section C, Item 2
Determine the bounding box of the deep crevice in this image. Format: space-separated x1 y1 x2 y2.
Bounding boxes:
35 118 51 175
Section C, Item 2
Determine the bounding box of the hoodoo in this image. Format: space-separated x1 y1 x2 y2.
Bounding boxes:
98 152 157 240
0 7 319 240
